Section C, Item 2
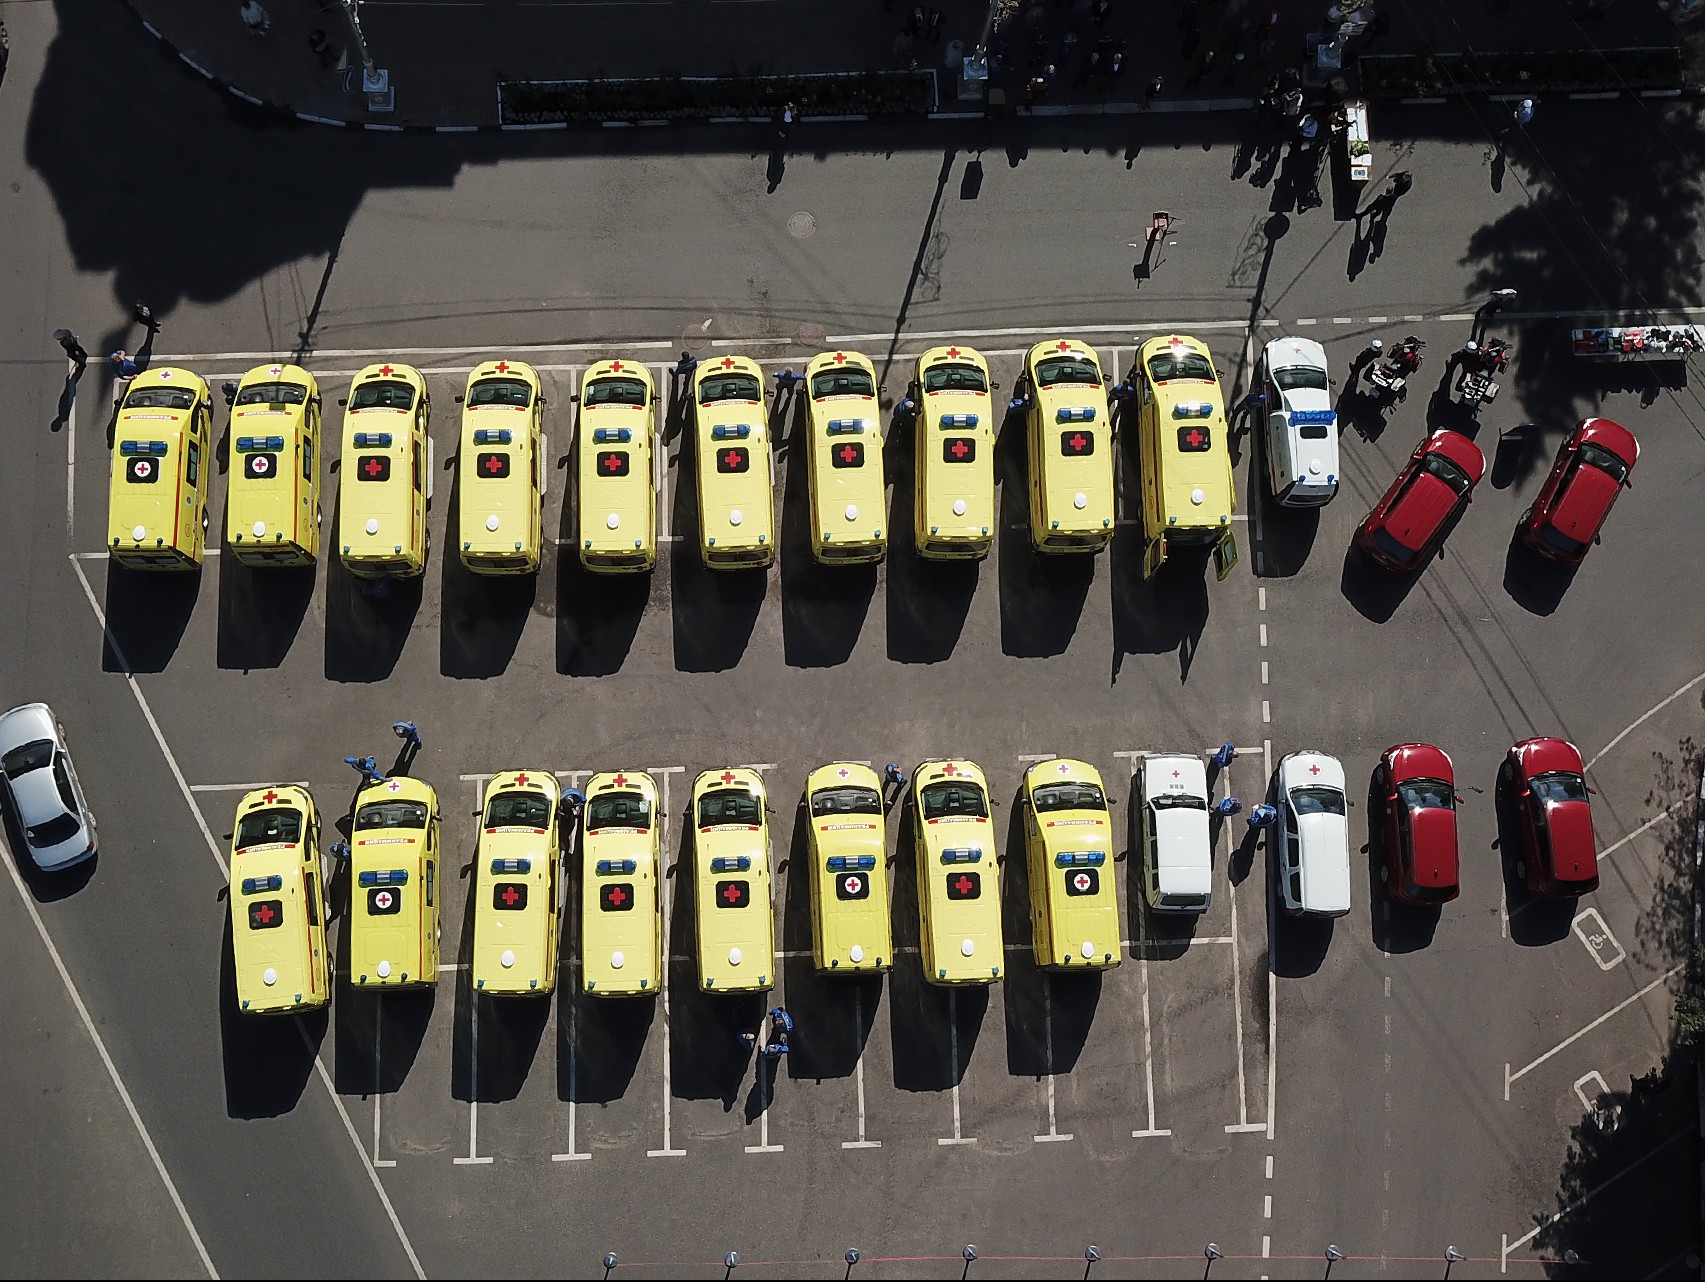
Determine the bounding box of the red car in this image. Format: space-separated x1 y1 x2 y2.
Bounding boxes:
1517 417 1640 564
1504 737 1599 898
1377 743 1460 905
1355 430 1485 572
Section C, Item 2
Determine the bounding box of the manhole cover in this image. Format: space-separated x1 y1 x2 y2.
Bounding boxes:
787 211 817 239
679 319 716 354
795 321 827 347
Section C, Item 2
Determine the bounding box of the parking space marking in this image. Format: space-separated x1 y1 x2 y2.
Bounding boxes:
1015 752 1059 763
840 985 881 1150
1223 757 1262 1136
1504 963 1683 1098
1584 669 1705 771
1572 1070 1620 1131
1033 974 1073 1144
65 358 77 535
0 827 219 1278
1598 796 1690 865
368 999 397 1169
743 1058 784 1155
653 363 670 543
190 781 312 793
937 989 976 1146
1571 907 1627 971
647 766 687 1158
1129 944 1172 1140
551 960 590 1163
1262 738 1276 1142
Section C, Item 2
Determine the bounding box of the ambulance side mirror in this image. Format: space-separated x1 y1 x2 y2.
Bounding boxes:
990 381 1001 390
337 398 348 408
570 394 581 404
454 394 464 405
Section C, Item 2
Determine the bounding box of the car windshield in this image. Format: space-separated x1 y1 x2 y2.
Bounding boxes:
467 377 532 408
1577 440 1631 483
485 791 551 828
582 377 647 407
923 363 987 393
1150 791 1208 811
1531 771 1590 805
123 386 195 411
1273 363 1329 391
354 800 429 830
811 369 875 399
698 788 760 827
1032 782 1106 813
1036 356 1100 386
810 786 883 817
1397 778 1455 811
1 738 53 779
587 791 652 831
921 781 988 821
1146 351 1215 382
235 807 303 849
350 380 416 411
1419 449 1473 495
1538 524 1587 556
27 813 80 847
698 374 762 404
235 381 308 406
1290 786 1346 816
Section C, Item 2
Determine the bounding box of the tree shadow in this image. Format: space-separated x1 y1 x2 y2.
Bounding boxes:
101 558 202 674
1630 736 1704 971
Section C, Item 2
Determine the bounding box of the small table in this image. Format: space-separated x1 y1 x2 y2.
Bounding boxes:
1570 325 1704 362
1342 99 1371 183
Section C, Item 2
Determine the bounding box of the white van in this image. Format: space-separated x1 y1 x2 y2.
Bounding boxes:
1139 754 1213 913
1261 336 1340 507
1274 750 1351 917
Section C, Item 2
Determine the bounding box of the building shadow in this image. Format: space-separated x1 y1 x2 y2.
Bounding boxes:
322 497 423 683
215 553 315 671
218 913 324 1118
101 558 201 674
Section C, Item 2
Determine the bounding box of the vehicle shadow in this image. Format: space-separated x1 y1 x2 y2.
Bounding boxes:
322 494 423 683
1001 795 1047 1078
1338 538 1420 625
1502 530 1578 618
218 913 324 1118
777 800 870 1081
438 460 537 678
885 397 981 662
1266 831 1333 978
1489 420 1544 492
1109 529 1211 685
1336 382 1392 445
215 551 315 671
333 986 434 1098
553 424 651 676
1246 424 1320 579
1364 767 1440 955
996 409 1092 658
1495 762 1576 947
1 803 98 902
562 985 655 1105
779 399 877 667
101 558 201 674
669 432 764 673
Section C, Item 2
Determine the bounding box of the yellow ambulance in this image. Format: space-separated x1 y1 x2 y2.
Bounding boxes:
580 770 664 996
804 350 887 563
457 360 544 574
471 770 560 996
804 762 892 973
1021 758 1121 971
338 362 431 579
576 358 657 572
911 345 996 559
911 759 1003 985
692 356 775 569
1019 339 1114 553
108 367 214 570
228 785 329 1014
690 767 774 992
1132 334 1239 580
347 775 441 989
225 364 322 566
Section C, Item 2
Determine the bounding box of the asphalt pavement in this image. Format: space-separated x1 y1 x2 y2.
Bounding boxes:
3 7 1705 1280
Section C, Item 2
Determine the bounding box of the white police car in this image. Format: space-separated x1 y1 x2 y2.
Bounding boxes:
1261 336 1340 507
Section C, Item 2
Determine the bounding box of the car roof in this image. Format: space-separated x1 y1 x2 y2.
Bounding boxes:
1296 812 1352 906
1544 801 1598 880
0 702 55 747
1264 335 1330 369
1514 737 1583 777
1407 806 1460 887
1281 751 1345 792
1143 754 1208 799
1386 742 1453 783
1382 461 1461 551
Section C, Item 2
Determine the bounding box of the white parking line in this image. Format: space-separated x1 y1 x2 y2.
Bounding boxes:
1597 796 1690 864
1585 670 1705 771
841 985 881 1150
65 358 77 536
1570 907 1627 971
1263 737 1276 1141
937 988 975 1146
1033 974 1073 1144
551 957 589 1163
647 766 687 1158
189 781 312 793
1130 905 1172 1140
1223 759 1259 1136
1504 963 1683 1097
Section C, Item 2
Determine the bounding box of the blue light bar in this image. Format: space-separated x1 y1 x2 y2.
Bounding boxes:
592 427 633 444
353 431 394 448
1289 409 1336 426
472 428 514 446
825 854 878 871
710 855 752 873
826 419 867 435
1053 850 1107 868
711 424 752 440
939 413 980 428
490 857 532 874
594 858 638 876
239 875 283 894
356 869 410 887
1056 406 1097 423
1171 401 1214 419
940 848 983 865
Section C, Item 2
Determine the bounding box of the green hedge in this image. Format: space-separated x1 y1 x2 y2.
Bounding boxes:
1359 46 1684 97
500 72 936 125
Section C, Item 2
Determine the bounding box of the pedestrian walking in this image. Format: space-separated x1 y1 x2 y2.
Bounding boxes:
392 721 423 750
1184 49 1215 90
54 329 88 366
132 301 162 333
739 1028 758 1050
1210 742 1238 770
777 101 797 139
1213 796 1242 817
562 787 586 820
774 368 802 397
109 349 140 379
761 1037 791 1058
1092 0 1111 26
1388 170 1413 198
926 7 943 41
329 840 351 864
672 351 699 392
1489 287 1518 312
1144 74 1163 107
221 379 240 406
1238 389 1265 417
768 1006 794 1036
883 762 907 806
343 755 386 786
1181 19 1202 60
1247 803 1279 828
1061 30 1079 59
239 1 271 37
1503 98 1534 135
1108 49 1125 80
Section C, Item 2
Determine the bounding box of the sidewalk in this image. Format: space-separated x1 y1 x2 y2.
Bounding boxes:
125 0 1692 130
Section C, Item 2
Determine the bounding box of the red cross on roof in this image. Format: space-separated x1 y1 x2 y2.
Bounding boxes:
1170 769 1180 779
483 456 504 474
609 360 624 373
378 364 395 376
941 763 958 776
950 439 969 459
514 772 530 786
719 357 736 369
1185 428 1205 449
832 352 848 364
263 789 278 803
608 885 628 907
1054 341 1072 352
719 770 737 784
721 883 743 904
362 458 384 478
612 773 629 787
494 361 510 374
837 444 858 464
1070 433 1087 451
501 885 521 907
945 347 962 358
1308 763 1322 775
836 767 850 778
268 365 283 376
722 450 741 469
255 904 276 924
603 453 621 471
953 875 974 895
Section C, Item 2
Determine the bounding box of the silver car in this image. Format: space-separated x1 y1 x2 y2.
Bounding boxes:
0 703 98 872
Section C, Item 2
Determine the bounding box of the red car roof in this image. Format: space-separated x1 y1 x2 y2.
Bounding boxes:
1547 461 1620 544
1408 805 1460 887
1545 800 1599 883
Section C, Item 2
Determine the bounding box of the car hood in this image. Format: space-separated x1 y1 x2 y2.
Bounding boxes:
0 703 54 744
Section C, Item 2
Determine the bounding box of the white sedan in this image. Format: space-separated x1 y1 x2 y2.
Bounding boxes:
1261 336 1340 507
1274 750 1350 917
0 703 98 872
